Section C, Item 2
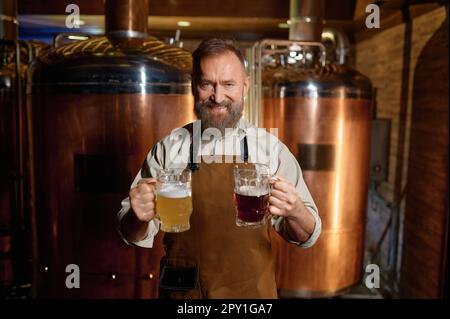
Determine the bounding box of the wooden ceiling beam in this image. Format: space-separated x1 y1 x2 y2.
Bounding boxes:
18 0 357 20
18 14 355 33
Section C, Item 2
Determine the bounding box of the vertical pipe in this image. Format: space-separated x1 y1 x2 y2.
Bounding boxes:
105 0 149 48
26 80 38 299
0 0 18 41
289 0 325 42
392 5 413 294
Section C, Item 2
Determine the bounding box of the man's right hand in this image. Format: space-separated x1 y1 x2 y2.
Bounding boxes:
129 178 157 222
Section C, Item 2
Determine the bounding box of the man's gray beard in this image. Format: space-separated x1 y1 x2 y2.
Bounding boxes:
194 99 243 134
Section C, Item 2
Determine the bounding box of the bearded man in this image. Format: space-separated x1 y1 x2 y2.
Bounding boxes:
118 38 321 299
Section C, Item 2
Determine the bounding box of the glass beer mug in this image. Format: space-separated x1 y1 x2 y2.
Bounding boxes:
155 168 192 233
233 164 271 228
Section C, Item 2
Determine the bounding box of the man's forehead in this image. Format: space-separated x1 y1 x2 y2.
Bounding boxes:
199 52 246 77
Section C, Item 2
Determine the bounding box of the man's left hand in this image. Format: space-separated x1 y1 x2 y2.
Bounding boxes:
268 176 315 243
268 176 302 219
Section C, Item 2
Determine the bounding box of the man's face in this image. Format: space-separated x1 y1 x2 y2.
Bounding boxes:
193 51 249 133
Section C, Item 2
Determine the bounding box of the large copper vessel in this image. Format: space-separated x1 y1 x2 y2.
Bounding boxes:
252 0 373 297
27 0 194 298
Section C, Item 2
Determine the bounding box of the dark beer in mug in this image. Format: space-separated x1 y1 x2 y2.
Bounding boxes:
234 185 269 228
234 191 269 225
234 164 271 228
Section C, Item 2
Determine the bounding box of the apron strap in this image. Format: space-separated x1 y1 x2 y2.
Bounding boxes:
243 135 249 163
187 122 201 172
189 139 200 172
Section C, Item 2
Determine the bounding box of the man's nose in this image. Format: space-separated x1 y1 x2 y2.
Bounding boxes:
211 85 225 104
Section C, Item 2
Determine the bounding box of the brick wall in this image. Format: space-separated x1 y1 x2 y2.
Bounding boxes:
354 6 447 295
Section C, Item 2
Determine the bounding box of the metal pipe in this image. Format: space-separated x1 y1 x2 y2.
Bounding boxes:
322 28 350 65
289 0 325 42
25 73 38 299
105 0 149 47
0 0 18 41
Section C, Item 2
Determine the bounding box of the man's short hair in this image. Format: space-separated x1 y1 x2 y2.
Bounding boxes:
192 38 246 83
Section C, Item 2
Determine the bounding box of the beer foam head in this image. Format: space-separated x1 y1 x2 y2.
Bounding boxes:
237 185 269 197
157 184 190 198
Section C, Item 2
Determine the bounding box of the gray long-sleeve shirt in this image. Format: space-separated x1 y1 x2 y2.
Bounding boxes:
117 118 321 248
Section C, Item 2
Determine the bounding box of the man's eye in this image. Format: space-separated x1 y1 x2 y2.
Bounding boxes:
200 83 212 89
225 83 235 88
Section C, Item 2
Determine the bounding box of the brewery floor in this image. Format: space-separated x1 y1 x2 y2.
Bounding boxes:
335 284 384 299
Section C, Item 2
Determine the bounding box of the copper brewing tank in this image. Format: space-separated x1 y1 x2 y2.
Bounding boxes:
27 0 194 298
254 0 373 297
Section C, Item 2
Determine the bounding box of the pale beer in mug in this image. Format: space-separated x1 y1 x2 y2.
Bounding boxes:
156 169 192 233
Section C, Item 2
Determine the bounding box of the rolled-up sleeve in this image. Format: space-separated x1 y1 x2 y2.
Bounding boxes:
117 193 160 248
117 127 191 248
116 143 164 248
271 143 322 248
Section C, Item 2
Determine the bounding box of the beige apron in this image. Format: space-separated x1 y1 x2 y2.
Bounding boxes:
159 134 277 299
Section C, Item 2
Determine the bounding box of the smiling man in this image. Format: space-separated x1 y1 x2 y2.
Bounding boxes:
118 38 321 299
192 45 247 134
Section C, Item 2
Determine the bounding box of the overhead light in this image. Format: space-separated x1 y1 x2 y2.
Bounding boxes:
74 20 85 26
177 21 191 27
67 35 89 41
321 31 335 41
